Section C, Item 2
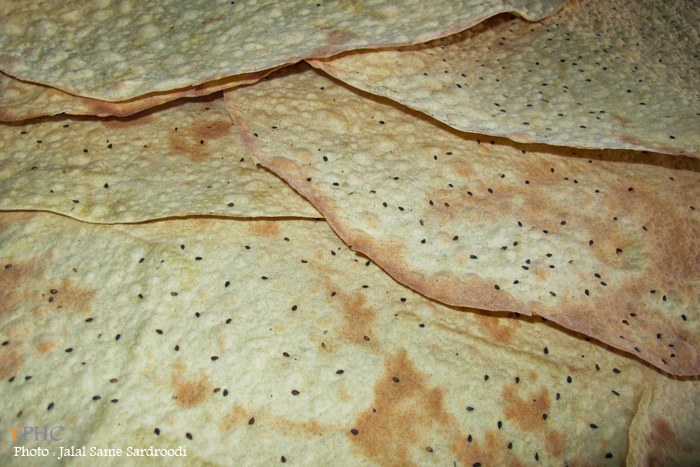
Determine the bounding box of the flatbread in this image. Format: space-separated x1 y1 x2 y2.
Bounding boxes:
0 93 318 222
0 0 564 101
0 68 273 121
1 211 697 465
226 65 700 376
310 0 700 156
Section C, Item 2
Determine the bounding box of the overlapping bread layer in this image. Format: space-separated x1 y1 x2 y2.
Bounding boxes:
311 0 700 156
226 65 700 375
0 0 564 101
1 211 697 465
0 94 317 222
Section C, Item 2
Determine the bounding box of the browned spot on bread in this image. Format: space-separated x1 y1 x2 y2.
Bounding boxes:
219 404 327 435
449 157 475 179
313 271 377 347
35 338 56 354
644 417 677 466
248 221 280 237
310 29 360 58
647 210 700 289
502 384 550 432
168 119 230 162
194 119 231 140
338 292 376 344
1 258 41 318
219 404 251 433
473 314 520 344
171 364 210 409
611 113 633 126
0 349 23 379
56 279 94 312
349 349 450 465
546 429 565 458
451 430 522 467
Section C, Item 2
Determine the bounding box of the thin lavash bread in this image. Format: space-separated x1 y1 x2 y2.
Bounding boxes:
0 68 274 121
0 93 318 222
0 211 698 465
225 64 700 376
309 0 700 156
0 0 565 101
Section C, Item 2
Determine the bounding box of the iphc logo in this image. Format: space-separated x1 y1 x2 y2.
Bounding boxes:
8 424 64 442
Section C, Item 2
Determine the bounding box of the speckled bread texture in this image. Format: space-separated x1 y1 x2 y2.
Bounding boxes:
226 65 700 376
0 68 273 121
310 0 700 157
1 211 698 465
0 0 564 101
0 94 318 222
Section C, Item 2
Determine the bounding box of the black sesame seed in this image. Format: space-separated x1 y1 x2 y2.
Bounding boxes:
350 428 359 435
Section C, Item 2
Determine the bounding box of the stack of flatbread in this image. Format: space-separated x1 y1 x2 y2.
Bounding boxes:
1 1 698 465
